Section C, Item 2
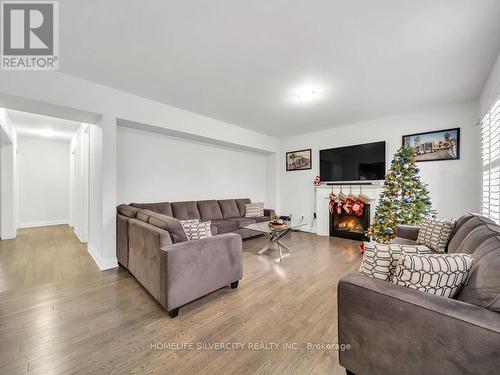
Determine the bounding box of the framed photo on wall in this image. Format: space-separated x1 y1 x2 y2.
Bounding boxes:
402 127 460 162
286 149 312 171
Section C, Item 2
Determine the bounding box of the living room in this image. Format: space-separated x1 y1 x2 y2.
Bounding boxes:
0 1 499 374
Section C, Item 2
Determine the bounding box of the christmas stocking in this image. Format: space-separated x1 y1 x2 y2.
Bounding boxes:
343 199 353 214
352 200 365 217
336 202 343 215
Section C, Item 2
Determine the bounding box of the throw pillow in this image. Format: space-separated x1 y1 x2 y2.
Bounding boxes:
359 242 432 281
245 202 264 218
392 252 474 298
416 218 455 253
180 219 212 240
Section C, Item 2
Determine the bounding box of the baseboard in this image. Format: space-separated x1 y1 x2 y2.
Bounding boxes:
87 245 118 271
19 219 70 229
74 228 87 243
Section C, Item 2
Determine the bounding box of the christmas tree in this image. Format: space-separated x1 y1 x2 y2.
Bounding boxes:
368 145 435 242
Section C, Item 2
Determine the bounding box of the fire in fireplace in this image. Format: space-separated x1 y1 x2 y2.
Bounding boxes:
330 204 370 241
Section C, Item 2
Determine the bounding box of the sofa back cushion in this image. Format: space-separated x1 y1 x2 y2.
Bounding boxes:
456 236 500 312
130 202 173 217
171 201 201 220
218 199 241 218
454 223 500 254
146 211 187 243
197 200 223 221
448 214 495 253
117 204 140 218
235 198 251 217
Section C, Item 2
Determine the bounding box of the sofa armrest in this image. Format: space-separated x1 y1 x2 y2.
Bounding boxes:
264 208 275 217
160 233 243 310
338 273 500 375
396 224 420 241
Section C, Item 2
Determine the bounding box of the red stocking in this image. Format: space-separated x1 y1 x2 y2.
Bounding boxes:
353 200 365 217
336 202 343 215
343 199 353 214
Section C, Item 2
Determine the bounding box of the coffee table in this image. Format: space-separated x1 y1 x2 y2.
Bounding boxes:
240 221 309 260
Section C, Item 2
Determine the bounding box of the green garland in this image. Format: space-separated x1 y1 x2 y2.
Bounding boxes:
368 145 435 242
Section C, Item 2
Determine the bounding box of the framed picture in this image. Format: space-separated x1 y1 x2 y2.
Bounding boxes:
402 128 460 162
286 149 312 171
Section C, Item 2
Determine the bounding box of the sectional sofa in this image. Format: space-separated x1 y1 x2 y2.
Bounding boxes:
116 198 275 317
338 213 500 375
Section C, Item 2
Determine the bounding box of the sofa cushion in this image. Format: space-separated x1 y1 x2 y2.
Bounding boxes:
448 215 495 253
197 200 223 221
235 198 251 217
452 213 482 236
359 242 432 281
454 224 500 254
218 199 241 219
136 210 152 223
146 211 187 243
130 202 173 217
211 219 239 234
228 217 257 227
245 202 265 218
171 201 201 220
392 252 475 298
456 236 500 312
416 218 455 253
390 237 418 246
180 219 212 240
117 204 140 218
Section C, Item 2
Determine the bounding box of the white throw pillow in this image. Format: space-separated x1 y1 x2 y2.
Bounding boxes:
392 252 474 298
359 242 432 281
416 217 455 253
245 202 264 218
180 219 212 240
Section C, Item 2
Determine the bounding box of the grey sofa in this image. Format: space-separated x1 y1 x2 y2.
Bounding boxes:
116 198 275 317
338 213 500 375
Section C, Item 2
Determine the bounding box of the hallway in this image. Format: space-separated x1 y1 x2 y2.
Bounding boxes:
0 225 97 293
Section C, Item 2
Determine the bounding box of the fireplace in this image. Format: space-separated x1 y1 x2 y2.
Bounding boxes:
330 204 370 241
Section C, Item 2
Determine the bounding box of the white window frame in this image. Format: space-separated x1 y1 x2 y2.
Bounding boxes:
482 98 500 223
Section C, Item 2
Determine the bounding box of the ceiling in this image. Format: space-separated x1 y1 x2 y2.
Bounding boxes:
59 0 500 137
7 110 81 141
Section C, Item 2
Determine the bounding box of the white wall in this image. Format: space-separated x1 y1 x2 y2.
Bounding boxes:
479 52 500 118
117 126 267 204
70 124 90 241
279 100 480 225
0 108 18 239
18 137 71 228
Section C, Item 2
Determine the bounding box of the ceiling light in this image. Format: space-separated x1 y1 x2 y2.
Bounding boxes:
294 84 321 103
40 129 54 138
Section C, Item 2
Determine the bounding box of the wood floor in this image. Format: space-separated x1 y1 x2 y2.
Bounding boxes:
0 225 362 374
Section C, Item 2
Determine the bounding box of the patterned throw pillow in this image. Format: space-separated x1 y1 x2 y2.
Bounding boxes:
245 202 264 218
416 218 455 253
180 219 212 240
359 242 432 281
392 253 474 298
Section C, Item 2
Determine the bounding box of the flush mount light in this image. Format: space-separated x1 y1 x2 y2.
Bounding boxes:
294 84 321 103
40 129 54 138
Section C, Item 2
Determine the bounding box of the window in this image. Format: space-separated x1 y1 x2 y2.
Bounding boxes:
482 98 500 223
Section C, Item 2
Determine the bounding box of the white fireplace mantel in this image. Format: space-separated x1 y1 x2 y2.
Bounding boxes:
315 183 383 236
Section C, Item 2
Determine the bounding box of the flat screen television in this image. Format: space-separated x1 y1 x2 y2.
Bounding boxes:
320 141 386 181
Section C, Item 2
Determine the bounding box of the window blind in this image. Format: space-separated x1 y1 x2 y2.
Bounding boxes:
482 98 500 223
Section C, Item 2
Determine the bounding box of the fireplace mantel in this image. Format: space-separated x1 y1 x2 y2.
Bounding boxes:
314 183 383 236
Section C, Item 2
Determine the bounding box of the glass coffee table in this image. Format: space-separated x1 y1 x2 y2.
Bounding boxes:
240 221 309 260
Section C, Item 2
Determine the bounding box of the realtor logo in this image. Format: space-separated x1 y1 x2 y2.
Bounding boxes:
1 1 58 70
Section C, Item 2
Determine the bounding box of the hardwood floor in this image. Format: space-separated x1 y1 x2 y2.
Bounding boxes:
0 225 362 374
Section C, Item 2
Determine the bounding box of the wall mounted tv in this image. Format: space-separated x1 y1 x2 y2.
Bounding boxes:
320 141 386 182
